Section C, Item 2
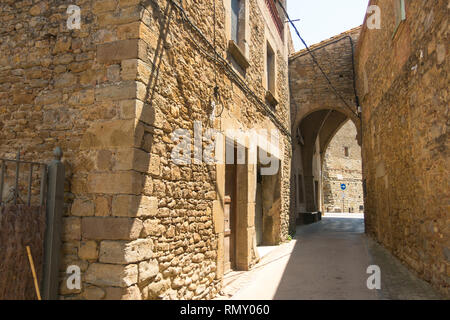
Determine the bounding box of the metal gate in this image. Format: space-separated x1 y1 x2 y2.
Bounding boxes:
0 147 65 300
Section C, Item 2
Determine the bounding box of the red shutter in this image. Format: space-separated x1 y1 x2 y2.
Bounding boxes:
265 0 284 38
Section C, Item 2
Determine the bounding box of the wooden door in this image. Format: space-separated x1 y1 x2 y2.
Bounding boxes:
224 195 232 273
224 163 237 273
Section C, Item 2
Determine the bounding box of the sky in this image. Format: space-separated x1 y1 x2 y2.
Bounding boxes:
287 0 370 51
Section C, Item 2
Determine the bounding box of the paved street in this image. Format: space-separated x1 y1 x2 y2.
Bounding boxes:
218 217 444 300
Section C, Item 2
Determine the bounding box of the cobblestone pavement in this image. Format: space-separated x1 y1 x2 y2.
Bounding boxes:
216 217 445 300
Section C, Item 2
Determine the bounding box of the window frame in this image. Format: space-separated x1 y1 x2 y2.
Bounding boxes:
265 40 278 107
228 0 250 71
266 41 276 93
344 147 349 157
231 0 241 45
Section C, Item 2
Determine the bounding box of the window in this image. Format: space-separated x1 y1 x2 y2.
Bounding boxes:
266 42 275 93
229 0 249 71
393 0 406 38
231 0 241 44
265 42 278 108
230 0 247 50
344 147 349 157
265 42 277 107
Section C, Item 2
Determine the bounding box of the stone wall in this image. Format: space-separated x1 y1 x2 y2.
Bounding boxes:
356 0 448 295
0 0 159 300
0 0 291 299
290 27 362 135
323 120 363 213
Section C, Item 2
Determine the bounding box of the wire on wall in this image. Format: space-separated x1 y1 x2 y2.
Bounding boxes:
211 0 224 120
277 1 360 119
149 0 292 143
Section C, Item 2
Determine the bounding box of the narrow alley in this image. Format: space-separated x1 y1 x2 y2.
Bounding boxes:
218 216 443 300
0 0 447 303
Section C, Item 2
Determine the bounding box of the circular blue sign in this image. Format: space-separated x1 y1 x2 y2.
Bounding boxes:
340 184 347 190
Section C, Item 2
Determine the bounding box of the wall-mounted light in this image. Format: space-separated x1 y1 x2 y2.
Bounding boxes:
209 86 223 126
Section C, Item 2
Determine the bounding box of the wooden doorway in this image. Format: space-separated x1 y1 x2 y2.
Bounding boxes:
224 161 237 274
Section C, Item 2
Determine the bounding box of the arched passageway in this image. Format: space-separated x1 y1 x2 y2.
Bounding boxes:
289 28 363 228
322 120 364 214
291 109 361 220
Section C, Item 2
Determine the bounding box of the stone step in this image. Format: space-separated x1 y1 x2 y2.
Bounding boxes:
296 211 322 225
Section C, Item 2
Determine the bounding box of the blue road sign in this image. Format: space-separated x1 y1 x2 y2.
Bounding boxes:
340 183 346 191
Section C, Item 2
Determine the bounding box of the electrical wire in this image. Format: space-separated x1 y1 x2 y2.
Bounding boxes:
212 0 224 119
150 0 292 143
277 1 360 119
213 0 217 86
173 0 292 138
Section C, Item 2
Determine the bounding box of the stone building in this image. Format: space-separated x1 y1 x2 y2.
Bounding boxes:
289 0 448 295
356 0 448 295
0 0 293 299
289 27 362 224
322 120 363 213
1 0 448 300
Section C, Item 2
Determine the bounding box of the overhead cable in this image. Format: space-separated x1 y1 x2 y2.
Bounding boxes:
277 1 360 119
148 0 293 143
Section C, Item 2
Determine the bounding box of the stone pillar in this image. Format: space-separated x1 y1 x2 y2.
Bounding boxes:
213 161 225 280
235 161 250 271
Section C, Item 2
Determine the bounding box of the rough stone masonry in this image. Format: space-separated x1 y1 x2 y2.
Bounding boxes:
289 0 448 297
356 0 448 295
0 0 293 299
0 0 448 300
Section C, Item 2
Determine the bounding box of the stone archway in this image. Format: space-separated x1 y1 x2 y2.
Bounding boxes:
289 27 362 222
321 119 364 214
293 109 359 214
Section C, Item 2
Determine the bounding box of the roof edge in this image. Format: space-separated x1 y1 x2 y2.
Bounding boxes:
288 25 363 61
